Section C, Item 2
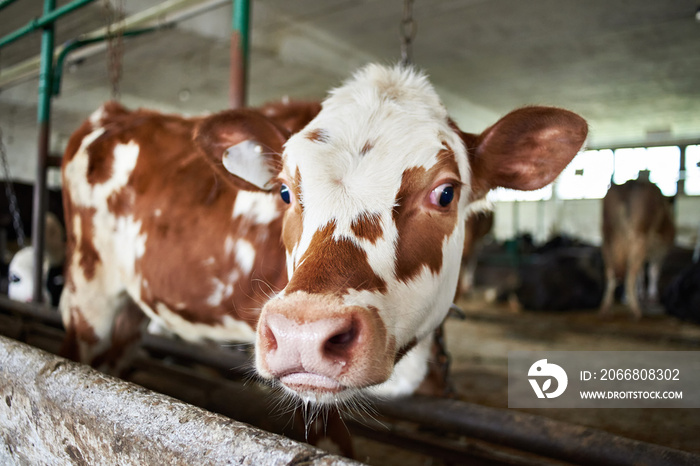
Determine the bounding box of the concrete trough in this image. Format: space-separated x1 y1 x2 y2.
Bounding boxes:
0 335 360 465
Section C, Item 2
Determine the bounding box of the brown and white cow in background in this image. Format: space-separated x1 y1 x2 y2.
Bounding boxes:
599 177 675 319
61 64 587 406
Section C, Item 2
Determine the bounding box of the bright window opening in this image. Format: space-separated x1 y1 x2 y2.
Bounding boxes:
685 145 700 195
555 149 614 199
487 185 552 202
613 146 680 196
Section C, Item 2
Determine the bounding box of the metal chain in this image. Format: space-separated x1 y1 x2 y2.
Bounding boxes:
103 0 125 99
0 126 27 248
400 0 416 66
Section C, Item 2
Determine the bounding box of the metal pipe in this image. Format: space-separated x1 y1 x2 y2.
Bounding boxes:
374 396 699 466
0 0 21 12
0 0 96 48
0 296 62 327
30 0 57 304
1 0 230 89
52 26 167 96
229 0 250 108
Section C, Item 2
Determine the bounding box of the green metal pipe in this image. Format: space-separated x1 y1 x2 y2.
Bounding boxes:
233 0 250 61
0 0 21 12
37 11 55 124
52 26 165 96
229 0 250 108
30 0 56 304
0 0 97 48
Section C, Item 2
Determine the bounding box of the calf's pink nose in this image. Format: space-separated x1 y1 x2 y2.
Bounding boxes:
260 313 361 382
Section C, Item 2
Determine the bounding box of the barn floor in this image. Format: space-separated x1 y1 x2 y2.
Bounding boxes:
443 292 700 455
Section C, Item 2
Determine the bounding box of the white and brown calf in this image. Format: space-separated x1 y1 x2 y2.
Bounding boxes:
227 65 587 404
61 64 587 406
60 101 307 371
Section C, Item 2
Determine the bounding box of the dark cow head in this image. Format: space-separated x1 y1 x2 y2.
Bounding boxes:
200 64 587 405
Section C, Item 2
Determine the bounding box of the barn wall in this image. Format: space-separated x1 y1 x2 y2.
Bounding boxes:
675 196 700 246
0 336 359 466
493 198 603 244
1 122 38 184
0 122 63 189
492 196 700 247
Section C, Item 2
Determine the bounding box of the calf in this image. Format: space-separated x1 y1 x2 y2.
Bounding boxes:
60 101 304 371
7 212 65 305
599 178 675 318
61 64 587 406
231 65 586 403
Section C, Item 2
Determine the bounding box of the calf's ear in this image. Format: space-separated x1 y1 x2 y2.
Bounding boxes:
195 109 288 191
464 107 588 199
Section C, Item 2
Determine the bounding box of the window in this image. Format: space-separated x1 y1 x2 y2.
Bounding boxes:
613 146 680 196
487 145 687 202
487 185 552 202
555 149 614 199
685 145 700 196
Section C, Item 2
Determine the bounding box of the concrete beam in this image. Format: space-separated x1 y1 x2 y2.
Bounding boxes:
0 336 360 465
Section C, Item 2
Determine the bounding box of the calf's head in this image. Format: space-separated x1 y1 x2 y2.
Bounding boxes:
205 65 587 405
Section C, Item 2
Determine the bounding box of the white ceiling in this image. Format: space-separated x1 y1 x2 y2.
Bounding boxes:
1 0 699 171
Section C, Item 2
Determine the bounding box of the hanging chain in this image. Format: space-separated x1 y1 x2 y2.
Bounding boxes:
400 0 416 66
103 0 125 99
0 126 27 248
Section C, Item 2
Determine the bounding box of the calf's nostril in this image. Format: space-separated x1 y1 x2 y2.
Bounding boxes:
323 321 358 359
263 322 278 351
327 328 354 346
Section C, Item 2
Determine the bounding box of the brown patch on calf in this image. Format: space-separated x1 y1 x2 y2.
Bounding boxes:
281 168 305 254
106 188 133 216
393 150 461 283
59 306 99 362
86 138 117 185
306 128 330 143
282 207 303 255
62 119 94 165
285 221 387 295
77 206 101 281
351 212 383 244
360 141 373 156
91 300 146 372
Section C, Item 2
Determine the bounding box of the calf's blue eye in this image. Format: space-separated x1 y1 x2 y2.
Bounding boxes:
279 184 291 204
431 184 454 207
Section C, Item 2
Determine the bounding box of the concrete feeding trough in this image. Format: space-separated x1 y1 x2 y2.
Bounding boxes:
0 335 359 465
